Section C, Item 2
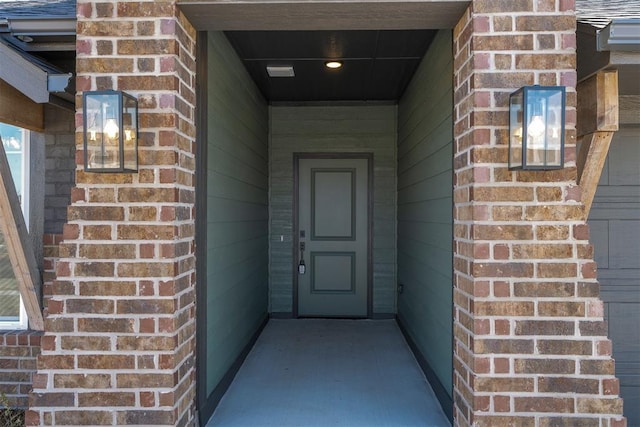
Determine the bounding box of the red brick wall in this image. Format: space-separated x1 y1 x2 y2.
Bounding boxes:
0 234 59 410
0 331 41 409
452 1 625 425
18 0 629 426
26 1 197 425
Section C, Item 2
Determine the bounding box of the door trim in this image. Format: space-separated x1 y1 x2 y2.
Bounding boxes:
194 31 209 424
293 152 373 318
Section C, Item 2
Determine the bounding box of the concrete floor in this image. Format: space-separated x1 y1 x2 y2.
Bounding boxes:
206 319 451 427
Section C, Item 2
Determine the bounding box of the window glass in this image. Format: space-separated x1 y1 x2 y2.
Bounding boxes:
0 123 29 329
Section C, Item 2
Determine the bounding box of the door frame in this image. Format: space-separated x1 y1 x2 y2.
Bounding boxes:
293 152 374 318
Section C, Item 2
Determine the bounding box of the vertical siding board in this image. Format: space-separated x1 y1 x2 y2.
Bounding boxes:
204 32 269 396
269 105 397 315
397 30 454 398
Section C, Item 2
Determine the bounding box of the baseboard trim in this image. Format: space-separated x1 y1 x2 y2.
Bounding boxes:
396 315 454 424
270 312 294 319
198 315 269 426
371 313 396 320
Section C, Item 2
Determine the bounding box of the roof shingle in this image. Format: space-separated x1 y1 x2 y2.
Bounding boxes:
577 0 640 28
0 0 75 19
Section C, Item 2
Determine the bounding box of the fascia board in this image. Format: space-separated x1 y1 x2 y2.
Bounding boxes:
0 41 72 103
597 19 640 52
0 41 48 103
6 17 76 36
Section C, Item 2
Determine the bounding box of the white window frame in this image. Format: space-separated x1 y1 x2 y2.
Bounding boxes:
0 126 30 330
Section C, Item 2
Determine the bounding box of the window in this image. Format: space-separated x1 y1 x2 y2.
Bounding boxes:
0 123 30 329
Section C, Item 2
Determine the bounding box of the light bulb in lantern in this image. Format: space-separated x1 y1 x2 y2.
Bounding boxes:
527 114 545 138
513 126 523 142
103 118 119 140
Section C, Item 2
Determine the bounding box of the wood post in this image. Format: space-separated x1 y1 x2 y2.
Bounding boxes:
577 131 615 216
577 70 619 218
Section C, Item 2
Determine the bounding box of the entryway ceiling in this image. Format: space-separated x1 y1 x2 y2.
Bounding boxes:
178 0 470 103
224 30 437 103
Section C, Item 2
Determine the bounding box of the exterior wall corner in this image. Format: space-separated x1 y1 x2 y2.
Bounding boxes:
451 1 626 425
26 2 198 425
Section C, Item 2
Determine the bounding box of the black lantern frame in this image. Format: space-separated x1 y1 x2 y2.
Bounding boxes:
509 85 566 170
83 90 138 173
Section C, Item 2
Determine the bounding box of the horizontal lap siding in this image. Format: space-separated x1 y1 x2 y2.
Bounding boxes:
397 30 454 398
270 105 397 314
205 32 269 396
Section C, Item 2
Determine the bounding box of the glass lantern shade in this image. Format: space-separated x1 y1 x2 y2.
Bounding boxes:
509 86 566 170
83 90 138 172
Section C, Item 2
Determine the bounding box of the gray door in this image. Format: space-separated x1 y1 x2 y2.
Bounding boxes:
297 157 369 317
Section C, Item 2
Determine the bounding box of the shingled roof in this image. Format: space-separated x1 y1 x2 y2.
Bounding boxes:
577 0 640 28
0 0 75 19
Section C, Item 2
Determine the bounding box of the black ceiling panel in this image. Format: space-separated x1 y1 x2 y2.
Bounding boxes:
224 30 437 103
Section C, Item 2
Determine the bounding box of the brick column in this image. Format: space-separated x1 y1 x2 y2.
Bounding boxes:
452 1 626 426
27 1 197 425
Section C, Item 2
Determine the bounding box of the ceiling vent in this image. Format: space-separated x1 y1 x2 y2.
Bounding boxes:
266 65 295 77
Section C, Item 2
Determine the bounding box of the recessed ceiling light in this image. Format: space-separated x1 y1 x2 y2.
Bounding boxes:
325 61 343 69
267 65 295 77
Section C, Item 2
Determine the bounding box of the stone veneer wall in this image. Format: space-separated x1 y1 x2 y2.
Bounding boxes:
27 1 197 425
452 1 625 426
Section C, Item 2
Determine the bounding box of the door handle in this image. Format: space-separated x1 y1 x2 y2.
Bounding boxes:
298 239 306 274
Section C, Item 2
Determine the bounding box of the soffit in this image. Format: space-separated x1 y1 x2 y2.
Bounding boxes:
179 1 467 103
225 30 438 102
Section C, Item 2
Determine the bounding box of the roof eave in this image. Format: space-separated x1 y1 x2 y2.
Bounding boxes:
0 41 72 104
597 19 640 52
2 16 76 37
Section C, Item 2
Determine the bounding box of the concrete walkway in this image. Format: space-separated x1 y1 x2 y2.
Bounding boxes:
206 319 451 427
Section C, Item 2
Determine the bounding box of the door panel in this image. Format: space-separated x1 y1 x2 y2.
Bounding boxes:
312 252 355 292
297 157 369 317
312 170 355 239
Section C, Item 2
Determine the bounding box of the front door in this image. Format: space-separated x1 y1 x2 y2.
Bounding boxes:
296 156 370 317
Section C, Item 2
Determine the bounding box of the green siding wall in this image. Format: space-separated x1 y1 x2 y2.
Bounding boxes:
269 106 397 314
204 32 269 397
397 30 454 397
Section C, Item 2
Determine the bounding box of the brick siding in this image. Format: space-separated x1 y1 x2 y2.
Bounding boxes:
0 331 42 409
26 1 197 425
44 106 76 235
18 0 628 426
0 233 59 410
452 1 626 425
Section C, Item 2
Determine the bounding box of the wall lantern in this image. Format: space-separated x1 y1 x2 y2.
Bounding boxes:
83 90 138 172
509 85 566 170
